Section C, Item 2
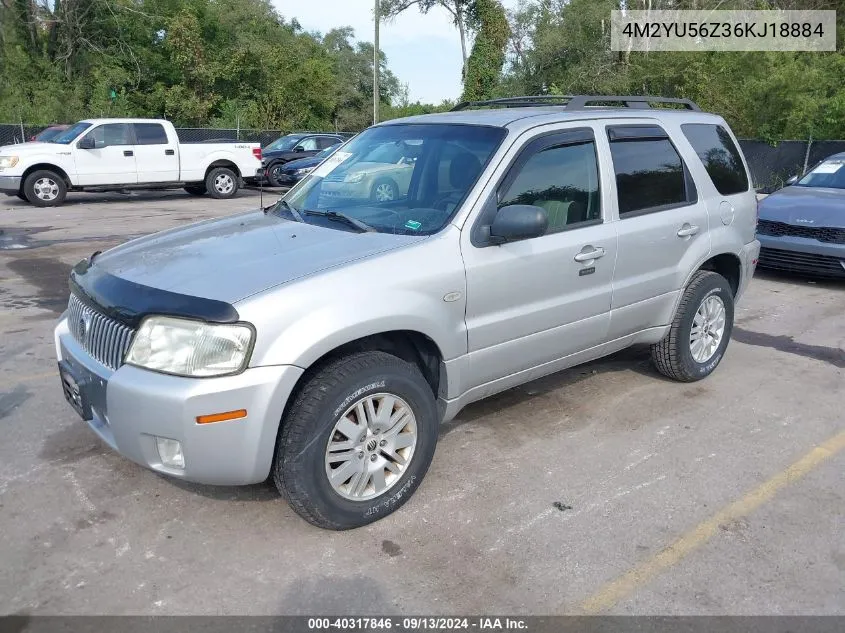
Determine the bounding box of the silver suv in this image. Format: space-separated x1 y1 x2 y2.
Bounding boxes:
55 95 760 529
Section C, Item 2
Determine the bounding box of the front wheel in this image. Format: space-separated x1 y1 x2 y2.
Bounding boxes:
370 178 398 202
273 351 439 530
205 167 239 199
23 170 67 207
651 270 734 382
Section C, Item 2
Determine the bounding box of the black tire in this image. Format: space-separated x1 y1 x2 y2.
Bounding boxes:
370 178 399 202
651 270 735 382
184 185 207 196
266 161 287 188
273 351 439 530
23 169 67 207
16 192 27 201
205 166 239 199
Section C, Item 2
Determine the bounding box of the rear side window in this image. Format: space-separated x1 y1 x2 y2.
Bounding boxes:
681 124 749 195
317 137 339 150
134 123 168 145
608 126 695 217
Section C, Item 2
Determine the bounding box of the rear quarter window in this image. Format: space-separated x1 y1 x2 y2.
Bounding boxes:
681 123 749 195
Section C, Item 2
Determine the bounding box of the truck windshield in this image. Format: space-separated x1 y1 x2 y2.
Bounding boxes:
52 122 93 145
265 134 306 152
280 123 506 235
797 158 845 189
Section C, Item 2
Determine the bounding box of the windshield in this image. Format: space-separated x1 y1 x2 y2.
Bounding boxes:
35 127 67 142
52 122 93 145
796 158 845 189
265 134 305 152
279 124 505 235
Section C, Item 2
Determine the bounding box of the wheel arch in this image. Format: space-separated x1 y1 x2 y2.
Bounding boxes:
698 252 742 297
205 159 240 179
21 163 71 189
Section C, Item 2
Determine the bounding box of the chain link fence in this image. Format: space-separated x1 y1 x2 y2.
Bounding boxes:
3 122 845 193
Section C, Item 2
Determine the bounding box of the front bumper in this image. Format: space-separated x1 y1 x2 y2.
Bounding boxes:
757 234 845 278
0 174 22 194
54 316 304 485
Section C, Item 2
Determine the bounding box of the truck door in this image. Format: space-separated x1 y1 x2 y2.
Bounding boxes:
74 123 138 186
133 123 180 183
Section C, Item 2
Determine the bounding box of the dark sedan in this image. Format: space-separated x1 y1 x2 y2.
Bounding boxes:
262 132 347 187
266 144 340 187
756 152 845 278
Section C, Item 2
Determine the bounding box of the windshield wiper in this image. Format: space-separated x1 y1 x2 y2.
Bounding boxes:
267 199 304 223
303 210 375 233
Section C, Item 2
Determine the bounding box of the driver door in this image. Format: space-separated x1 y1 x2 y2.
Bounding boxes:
460 126 617 390
74 123 138 186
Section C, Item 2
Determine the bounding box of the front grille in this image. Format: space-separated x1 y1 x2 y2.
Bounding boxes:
758 247 845 278
67 294 135 370
757 219 845 244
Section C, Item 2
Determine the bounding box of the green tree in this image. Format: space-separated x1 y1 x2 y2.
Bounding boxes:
461 0 510 101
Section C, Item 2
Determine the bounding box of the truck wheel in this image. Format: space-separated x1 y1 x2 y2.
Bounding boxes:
370 178 398 202
184 185 207 196
267 162 286 188
274 351 439 530
23 170 67 207
205 167 239 199
651 270 734 382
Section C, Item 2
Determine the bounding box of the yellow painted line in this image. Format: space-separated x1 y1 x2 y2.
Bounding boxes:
579 429 845 614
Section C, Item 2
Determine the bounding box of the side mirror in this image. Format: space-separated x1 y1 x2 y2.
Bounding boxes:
293 145 305 153
489 205 548 244
77 136 95 150
785 175 798 186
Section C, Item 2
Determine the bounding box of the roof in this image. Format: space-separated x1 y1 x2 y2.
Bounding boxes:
80 118 170 125
378 107 725 133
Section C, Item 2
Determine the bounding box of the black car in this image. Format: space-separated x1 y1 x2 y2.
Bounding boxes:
262 133 347 187
267 144 341 187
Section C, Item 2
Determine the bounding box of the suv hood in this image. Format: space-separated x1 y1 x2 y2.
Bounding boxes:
759 186 845 228
91 210 426 304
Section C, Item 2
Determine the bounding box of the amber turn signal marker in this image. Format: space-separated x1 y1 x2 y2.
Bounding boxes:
196 409 247 424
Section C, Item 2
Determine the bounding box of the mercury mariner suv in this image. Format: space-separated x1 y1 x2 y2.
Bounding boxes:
55 95 760 529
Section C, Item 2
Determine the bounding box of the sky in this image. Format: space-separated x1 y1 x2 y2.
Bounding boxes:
272 0 521 104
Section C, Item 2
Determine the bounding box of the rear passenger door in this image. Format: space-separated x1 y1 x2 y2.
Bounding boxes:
133 123 180 183
461 127 617 389
604 122 711 340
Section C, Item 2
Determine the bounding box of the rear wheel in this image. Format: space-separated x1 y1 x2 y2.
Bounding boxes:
184 184 207 196
273 351 438 530
651 270 734 382
23 170 67 207
205 167 239 199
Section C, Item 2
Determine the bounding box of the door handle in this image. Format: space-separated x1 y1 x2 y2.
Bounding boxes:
677 224 699 237
123 150 134 157
165 149 175 156
574 246 605 263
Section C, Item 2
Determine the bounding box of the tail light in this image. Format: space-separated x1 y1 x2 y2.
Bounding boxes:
252 147 262 161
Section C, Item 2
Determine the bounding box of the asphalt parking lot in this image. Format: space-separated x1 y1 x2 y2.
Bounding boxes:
0 190 843 616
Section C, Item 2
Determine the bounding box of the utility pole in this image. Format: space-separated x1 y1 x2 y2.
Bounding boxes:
373 0 380 125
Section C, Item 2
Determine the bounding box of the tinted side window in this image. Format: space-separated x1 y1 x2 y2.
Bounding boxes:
681 124 749 195
134 123 168 145
499 141 601 234
609 136 690 216
317 137 339 149
83 124 133 148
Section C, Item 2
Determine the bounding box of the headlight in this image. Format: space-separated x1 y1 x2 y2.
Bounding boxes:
0 156 19 169
294 167 313 176
344 172 365 183
125 316 254 377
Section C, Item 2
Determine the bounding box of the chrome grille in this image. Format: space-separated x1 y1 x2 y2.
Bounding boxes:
67 293 135 370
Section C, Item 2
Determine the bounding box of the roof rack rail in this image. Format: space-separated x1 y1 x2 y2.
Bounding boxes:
451 95 701 112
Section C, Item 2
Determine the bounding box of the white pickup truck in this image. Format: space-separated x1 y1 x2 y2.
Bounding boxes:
0 118 262 206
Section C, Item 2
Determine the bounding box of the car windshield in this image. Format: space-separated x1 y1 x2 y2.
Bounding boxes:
279 123 506 235
796 158 845 189
265 134 305 152
35 127 67 142
52 122 93 145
